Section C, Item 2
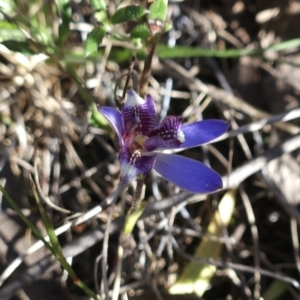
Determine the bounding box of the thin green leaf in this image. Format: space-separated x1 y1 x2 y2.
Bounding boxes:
0 20 24 40
2 40 37 54
0 184 53 253
157 38 300 59
58 0 72 45
30 179 98 300
268 38 300 51
156 44 257 58
110 5 147 24
31 177 63 256
84 26 106 56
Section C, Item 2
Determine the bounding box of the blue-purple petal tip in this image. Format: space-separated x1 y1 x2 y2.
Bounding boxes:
154 153 223 193
180 120 229 149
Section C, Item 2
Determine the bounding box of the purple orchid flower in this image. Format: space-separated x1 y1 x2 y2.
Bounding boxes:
99 88 229 193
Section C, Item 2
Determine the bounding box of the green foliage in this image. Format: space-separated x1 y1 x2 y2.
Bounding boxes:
136 48 147 60
131 24 151 39
110 5 148 24
90 0 106 11
58 0 72 45
148 0 168 22
84 26 106 56
2 40 37 54
89 104 110 130
0 21 24 41
156 38 300 58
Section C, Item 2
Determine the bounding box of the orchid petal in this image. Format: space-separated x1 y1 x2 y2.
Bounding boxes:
154 153 222 193
148 116 184 143
122 89 156 134
99 106 124 145
180 120 229 149
143 136 181 152
119 146 157 184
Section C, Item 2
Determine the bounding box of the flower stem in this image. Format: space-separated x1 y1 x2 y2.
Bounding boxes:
139 41 156 98
120 56 135 103
132 175 145 209
101 182 126 300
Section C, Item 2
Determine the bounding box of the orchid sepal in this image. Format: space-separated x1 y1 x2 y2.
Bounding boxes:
154 153 223 193
180 120 229 149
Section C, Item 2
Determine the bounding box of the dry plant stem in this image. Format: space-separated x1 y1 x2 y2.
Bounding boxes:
58 159 110 194
101 183 126 300
94 41 112 96
62 136 105 199
120 57 136 103
0 253 59 300
162 59 300 134
214 197 252 299
0 186 121 286
2 190 300 298
2 136 300 288
30 177 98 299
222 134 300 189
207 144 229 169
2 130 300 287
290 218 300 275
239 186 261 300
227 111 253 160
139 42 157 97
132 175 145 209
94 254 102 295
171 237 300 290
112 243 123 300
216 107 300 142
112 177 144 299
110 279 146 297
33 150 71 214
260 170 300 225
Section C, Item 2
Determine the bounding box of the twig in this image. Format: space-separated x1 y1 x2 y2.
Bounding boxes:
121 57 136 102
162 59 300 134
291 218 300 275
171 237 300 290
2 183 300 298
239 186 261 300
2 134 300 289
215 107 300 142
33 149 71 214
0 187 120 286
101 183 125 300
222 134 300 189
